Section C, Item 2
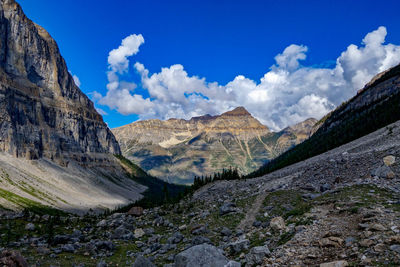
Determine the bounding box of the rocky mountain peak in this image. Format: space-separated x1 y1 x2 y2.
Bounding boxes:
220 106 251 117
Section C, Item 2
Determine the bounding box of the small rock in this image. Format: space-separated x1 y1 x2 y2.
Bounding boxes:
134 228 145 239
319 260 348 267
359 239 374 247
383 155 396 166
390 244 400 253
320 183 331 192
25 223 35 231
374 243 386 252
61 244 75 253
97 260 108 267
252 220 262 227
370 223 386 231
386 235 400 244
228 239 249 254
219 202 236 215
220 227 232 236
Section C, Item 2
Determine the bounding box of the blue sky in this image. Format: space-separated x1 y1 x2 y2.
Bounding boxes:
18 0 400 129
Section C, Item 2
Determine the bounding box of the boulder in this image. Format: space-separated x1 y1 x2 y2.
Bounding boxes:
219 202 236 215
270 216 286 231
371 165 395 179
370 223 386 231
320 260 348 267
228 239 249 254
0 250 28 267
225 260 241 267
220 227 232 236
245 245 270 265
128 206 144 217
320 183 331 192
174 244 229 267
383 155 396 166
168 232 184 244
132 255 156 267
134 228 145 239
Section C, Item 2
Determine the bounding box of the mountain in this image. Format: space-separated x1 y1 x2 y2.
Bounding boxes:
113 107 316 184
249 62 400 178
0 0 149 212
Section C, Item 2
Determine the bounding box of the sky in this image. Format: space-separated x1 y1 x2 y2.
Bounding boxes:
18 0 400 130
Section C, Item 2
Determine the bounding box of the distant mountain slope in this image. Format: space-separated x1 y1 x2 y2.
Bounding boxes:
0 0 147 212
248 62 400 178
113 107 316 184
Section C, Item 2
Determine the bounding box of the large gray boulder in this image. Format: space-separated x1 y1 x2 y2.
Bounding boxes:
132 255 156 267
174 244 229 267
245 245 270 265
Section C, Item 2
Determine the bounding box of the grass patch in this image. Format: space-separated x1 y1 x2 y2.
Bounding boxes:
0 188 64 216
261 190 311 221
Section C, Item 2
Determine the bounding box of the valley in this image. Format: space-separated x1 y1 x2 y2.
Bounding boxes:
0 0 399 266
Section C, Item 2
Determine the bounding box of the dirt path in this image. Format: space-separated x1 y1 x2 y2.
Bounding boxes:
237 186 269 231
237 173 300 231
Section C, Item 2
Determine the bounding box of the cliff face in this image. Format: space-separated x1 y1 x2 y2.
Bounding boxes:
0 0 147 213
113 107 316 184
0 0 120 165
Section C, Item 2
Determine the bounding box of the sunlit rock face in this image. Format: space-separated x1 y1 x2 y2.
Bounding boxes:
0 0 120 166
113 107 316 184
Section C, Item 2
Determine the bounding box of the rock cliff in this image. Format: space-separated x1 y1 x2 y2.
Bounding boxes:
0 0 120 166
0 0 146 212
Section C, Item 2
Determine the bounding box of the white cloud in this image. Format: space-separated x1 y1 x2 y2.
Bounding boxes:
72 75 81 87
98 34 147 114
107 34 144 73
94 27 400 131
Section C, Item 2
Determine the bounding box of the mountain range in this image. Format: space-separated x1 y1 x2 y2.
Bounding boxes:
112 107 317 184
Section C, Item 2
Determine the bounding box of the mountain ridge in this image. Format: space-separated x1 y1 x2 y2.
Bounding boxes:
249 61 400 178
112 107 316 183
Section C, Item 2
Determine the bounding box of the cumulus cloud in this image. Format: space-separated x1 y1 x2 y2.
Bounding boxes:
98 34 149 114
72 75 81 87
94 26 400 130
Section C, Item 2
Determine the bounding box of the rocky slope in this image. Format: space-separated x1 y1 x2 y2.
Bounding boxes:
251 62 400 178
113 107 316 184
2 115 399 267
0 0 145 211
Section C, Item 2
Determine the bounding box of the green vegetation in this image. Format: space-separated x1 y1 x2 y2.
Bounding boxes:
0 188 64 216
191 167 242 191
313 184 399 211
247 65 400 178
258 190 311 222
